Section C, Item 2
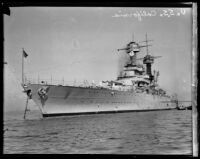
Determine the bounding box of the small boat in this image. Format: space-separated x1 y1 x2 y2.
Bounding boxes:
177 105 192 110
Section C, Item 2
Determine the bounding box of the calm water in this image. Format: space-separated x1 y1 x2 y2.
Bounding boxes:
3 109 192 154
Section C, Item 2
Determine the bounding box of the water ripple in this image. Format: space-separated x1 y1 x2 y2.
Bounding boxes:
4 109 192 154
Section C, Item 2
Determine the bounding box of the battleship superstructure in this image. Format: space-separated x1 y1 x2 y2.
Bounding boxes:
22 34 178 117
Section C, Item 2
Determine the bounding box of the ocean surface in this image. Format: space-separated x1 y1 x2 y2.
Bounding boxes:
3 109 192 154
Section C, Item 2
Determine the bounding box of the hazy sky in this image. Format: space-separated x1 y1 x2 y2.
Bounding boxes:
4 7 192 111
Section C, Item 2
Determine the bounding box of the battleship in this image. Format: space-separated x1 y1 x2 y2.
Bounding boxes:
22 34 178 118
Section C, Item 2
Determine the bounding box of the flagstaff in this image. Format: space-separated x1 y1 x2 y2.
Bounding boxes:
22 48 28 85
22 48 24 85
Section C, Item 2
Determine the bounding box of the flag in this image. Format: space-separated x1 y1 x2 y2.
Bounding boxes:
23 49 28 58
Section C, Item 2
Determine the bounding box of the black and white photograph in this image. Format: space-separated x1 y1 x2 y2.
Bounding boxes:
3 3 198 155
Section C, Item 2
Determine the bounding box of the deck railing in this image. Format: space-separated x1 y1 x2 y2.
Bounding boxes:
24 77 99 88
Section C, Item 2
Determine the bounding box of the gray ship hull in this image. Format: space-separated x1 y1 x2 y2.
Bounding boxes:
27 84 177 117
